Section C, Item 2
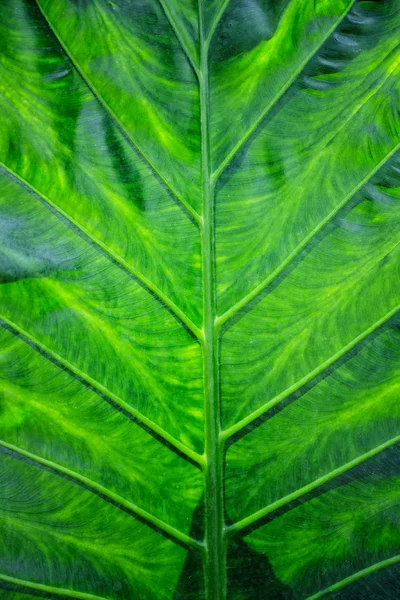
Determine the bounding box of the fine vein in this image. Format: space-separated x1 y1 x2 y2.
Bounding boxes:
222 303 400 440
211 0 357 182
227 434 400 534
0 316 204 467
305 555 400 600
0 440 201 550
35 0 201 226
0 163 201 341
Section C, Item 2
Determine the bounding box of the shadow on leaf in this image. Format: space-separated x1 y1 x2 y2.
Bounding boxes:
175 498 293 600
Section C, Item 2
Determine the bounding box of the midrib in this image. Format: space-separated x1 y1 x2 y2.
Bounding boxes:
199 2 227 598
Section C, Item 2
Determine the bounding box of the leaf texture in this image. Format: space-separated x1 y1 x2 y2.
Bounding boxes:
0 0 399 599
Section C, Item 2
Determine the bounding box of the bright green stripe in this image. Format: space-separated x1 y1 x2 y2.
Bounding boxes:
0 162 202 341
35 0 201 226
228 434 400 534
217 141 400 328
222 303 400 440
305 555 400 600
0 439 202 550
211 0 357 181
0 574 108 600
0 316 205 467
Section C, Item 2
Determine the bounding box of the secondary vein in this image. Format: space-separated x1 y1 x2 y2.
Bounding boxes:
222 303 400 440
0 316 204 468
0 439 202 550
217 141 400 329
206 0 231 46
211 0 357 182
0 573 109 600
305 555 400 600
157 0 200 75
227 434 400 535
34 0 201 226
0 163 202 341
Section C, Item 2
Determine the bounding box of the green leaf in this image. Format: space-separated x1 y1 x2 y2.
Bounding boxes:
0 1 399 599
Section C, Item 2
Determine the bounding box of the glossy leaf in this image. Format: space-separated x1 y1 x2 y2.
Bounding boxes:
0 1 399 599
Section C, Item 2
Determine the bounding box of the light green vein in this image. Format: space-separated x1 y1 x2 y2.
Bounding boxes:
157 0 200 75
222 303 400 440
206 0 231 47
217 141 400 329
0 574 109 600
34 0 201 226
226 434 400 534
199 0 227 595
0 162 202 341
305 555 400 600
211 0 357 182
0 439 202 550
0 315 205 468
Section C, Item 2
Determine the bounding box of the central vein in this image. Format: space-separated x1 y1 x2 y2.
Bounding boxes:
199 3 227 599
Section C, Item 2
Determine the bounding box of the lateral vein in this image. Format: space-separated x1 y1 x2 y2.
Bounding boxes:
217 141 400 329
206 0 231 46
157 0 200 75
0 439 202 550
0 316 205 467
222 303 400 440
0 162 202 341
305 555 400 600
211 0 357 181
34 0 201 226
0 573 109 600
227 434 400 534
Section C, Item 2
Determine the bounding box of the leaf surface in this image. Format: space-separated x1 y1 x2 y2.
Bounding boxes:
0 0 399 599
